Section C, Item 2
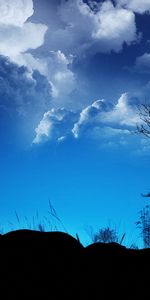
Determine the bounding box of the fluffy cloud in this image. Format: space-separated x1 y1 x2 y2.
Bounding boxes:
0 56 52 144
15 50 76 106
115 0 150 14
33 108 77 144
72 93 142 147
33 93 140 145
45 0 137 55
72 99 110 138
0 1 76 105
0 22 47 59
102 93 140 126
47 51 75 99
91 1 137 52
0 0 138 110
72 93 140 139
0 0 47 62
0 0 33 27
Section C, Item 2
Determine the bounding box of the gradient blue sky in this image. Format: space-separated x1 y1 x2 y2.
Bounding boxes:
1 0 150 246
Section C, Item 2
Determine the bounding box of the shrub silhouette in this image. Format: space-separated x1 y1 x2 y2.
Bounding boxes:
90 226 126 245
136 205 150 248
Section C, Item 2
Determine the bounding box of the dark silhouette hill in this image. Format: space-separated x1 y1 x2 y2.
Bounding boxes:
0 229 149 299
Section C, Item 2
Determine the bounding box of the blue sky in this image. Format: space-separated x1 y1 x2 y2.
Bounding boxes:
1 0 150 246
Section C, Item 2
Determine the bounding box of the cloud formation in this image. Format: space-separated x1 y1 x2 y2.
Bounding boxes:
0 0 33 26
0 1 76 109
72 93 140 140
0 0 148 148
0 0 47 63
18 51 76 103
0 0 141 112
0 56 52 144
33 93 140 145
72 99 110 138
0 22 47 59
45 0 137 55
134 53 150 73
33 107 77 144
115 0 150 14
101 93 140 127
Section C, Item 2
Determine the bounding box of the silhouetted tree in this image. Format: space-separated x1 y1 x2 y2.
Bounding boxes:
136 103 150 138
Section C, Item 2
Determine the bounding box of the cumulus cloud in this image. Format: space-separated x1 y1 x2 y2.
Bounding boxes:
16 50 76 106
0 0 47 63
0 1 145 147
33 93 141 145
102 93 140 126
43 0 137 55
0 22 47 59
0 1 76 105
115 0 150 14
72 93 140 139
0 56 52 144
33 108 77 144
0 0 33 27
48 51 75 99
91 1 137 52
0 0 138 111
72 99 110 138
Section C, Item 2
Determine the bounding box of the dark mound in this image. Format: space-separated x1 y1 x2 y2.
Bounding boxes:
0 229 149 299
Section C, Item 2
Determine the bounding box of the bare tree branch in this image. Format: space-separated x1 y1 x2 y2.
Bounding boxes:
136 103 150 138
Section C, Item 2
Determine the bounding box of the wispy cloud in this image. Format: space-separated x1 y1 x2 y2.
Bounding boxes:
133 53 150 74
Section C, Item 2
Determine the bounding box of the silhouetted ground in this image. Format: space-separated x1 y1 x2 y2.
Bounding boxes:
0 230 149 299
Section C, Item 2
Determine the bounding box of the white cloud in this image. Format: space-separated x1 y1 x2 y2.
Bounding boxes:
41 51 76 100
0 1 76 113
72 99 108 138
0 55 52 145
44 0 137 55
87 126 130 147
0 1 76 106
134 53 150 73
33 108 77 144
33 111 53 144
92 1 137 52
0 0 47 63
0 0 33 27
98 126 130 137
0 22 47 59
33 93 142 145
0 0 138 113
102 93 140 126
16 50 76 104
115 0 150 14
72 93 140 140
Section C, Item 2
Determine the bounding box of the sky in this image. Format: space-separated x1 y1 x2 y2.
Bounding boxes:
1 0 150 247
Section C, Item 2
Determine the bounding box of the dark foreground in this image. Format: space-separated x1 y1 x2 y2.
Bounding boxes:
0 230 149 299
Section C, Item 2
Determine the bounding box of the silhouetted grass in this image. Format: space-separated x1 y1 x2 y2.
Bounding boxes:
4 200 67 234
1 200 150 249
